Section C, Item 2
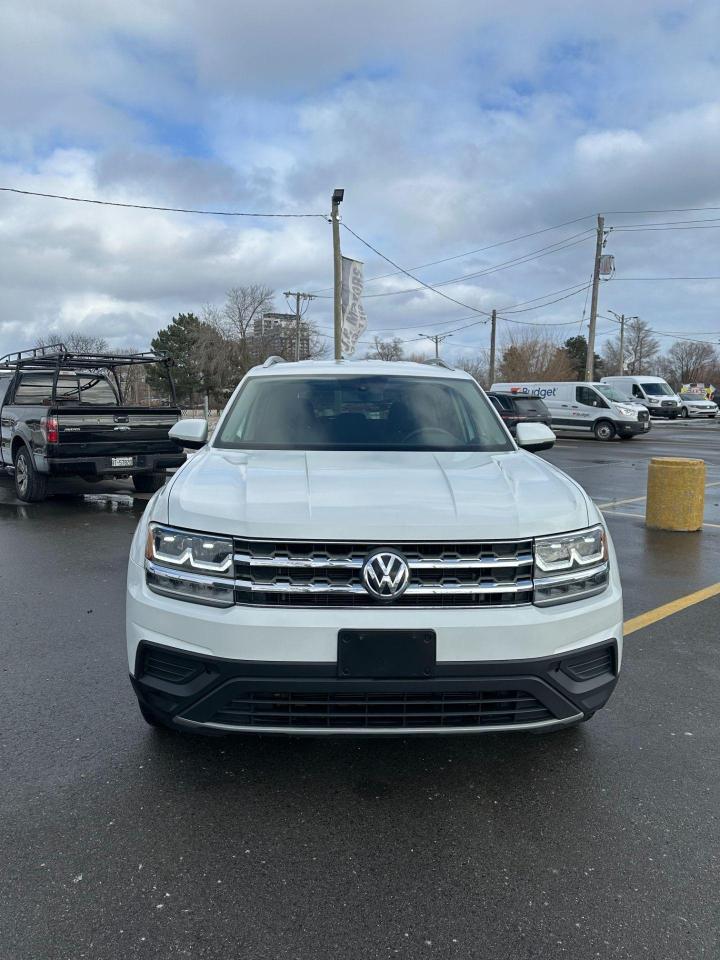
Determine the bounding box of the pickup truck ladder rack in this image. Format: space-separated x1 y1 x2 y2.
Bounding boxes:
0 347 178 404
0 343 67 367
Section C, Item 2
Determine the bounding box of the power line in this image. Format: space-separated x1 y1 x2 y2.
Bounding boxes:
0 186 326 219
611 276 720 281
309 214 597 293
353 231 595 301
367 281 592 333
339 223 495 318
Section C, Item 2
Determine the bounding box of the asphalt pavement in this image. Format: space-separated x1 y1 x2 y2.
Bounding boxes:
1 420 719 960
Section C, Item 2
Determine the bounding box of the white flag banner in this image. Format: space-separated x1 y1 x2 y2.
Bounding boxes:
340 256 368 356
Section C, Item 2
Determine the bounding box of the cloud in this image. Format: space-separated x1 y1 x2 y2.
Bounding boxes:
0 0 719 358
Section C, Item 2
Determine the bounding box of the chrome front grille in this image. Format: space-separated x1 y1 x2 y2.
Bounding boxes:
233 538 534 608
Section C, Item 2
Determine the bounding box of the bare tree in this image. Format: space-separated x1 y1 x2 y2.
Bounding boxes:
658 340 717 389
365 336 405 361
456 351 490 386
36 330 109 353
602 318 660 375
497 329 575 381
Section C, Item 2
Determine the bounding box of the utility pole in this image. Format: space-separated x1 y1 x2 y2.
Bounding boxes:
488 309 497 385
608 311 638 376
584 214 605 382
420 332 452 358
331 188 344 360
283 291 315 360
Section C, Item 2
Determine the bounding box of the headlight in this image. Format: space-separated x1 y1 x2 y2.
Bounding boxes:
145 523 234 606
533 525 609 606
616 405 635 417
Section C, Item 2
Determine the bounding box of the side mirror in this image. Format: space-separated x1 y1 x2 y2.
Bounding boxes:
516 422 555 453
169 418 208 450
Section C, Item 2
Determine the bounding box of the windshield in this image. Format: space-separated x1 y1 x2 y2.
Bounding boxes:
215 375 514 452
641 382 674 396
596 385 631 403
513 397 549 414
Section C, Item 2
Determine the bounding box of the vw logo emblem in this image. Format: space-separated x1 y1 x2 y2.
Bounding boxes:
361 550 410 602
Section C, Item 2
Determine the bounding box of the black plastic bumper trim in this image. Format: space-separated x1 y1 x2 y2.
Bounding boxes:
131 638 619 732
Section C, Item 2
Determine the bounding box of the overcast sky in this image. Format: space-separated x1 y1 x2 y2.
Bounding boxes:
1 0 719 361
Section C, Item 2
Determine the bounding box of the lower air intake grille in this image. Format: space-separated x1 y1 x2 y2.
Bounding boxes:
209 689 553 729
139 647 205 684
561 645 615 682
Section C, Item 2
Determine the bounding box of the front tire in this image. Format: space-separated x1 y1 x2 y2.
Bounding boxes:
593 420 616 441
133 472 166 494
680 407 688 419
14 446 48 502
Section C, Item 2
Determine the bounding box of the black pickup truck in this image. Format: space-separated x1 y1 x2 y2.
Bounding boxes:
0 345 186 501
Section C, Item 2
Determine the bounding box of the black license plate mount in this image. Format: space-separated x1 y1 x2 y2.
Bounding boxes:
337 630 436 679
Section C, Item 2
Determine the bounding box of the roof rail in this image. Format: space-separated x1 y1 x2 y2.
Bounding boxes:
262 356 286 368
423 357 454 371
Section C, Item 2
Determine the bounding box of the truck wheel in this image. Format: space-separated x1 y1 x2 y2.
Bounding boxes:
680 407 688 418
14 446 48 502
133 473 166 494
593 420 615 441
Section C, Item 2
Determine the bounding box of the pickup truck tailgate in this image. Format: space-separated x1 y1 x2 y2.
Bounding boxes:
56 407 182 456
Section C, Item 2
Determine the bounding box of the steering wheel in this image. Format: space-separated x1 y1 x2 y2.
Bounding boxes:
404 426 461 444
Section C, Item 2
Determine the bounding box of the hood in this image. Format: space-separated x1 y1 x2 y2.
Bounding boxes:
165 448 590 541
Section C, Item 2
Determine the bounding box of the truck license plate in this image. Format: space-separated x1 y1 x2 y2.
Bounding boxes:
111 456 134 467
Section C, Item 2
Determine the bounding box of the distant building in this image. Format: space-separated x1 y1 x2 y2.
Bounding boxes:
254 312 310 360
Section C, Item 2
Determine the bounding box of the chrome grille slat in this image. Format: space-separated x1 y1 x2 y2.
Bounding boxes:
235 578 533 596
233 537 534 608
233 553 533 570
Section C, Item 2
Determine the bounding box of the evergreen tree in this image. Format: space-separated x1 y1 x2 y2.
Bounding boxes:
148 313 206 404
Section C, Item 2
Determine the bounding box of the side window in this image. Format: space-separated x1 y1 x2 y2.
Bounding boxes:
0 377 11 406
632 384 643 398
13 373 55 404
576 386 608 408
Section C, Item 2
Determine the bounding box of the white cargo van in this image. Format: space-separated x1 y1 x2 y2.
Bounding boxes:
600 376 680 419
490 381 651 441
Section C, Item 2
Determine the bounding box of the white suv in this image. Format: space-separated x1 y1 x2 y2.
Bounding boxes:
126 360 622 736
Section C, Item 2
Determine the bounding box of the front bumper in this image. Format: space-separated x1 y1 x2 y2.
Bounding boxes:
615 419 650 436
132 638 619 735
127 556 623 735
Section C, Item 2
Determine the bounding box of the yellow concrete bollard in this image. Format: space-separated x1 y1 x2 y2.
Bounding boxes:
645 457 705 531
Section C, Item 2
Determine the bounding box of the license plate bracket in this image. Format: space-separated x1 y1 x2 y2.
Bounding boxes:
111 456 134 467
337 630 436 679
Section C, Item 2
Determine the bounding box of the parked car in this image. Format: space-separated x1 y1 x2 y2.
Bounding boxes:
601 375 680 419
678 393 718 418
0 344 186 501
486 391 552 436
127 358 622 737
490 380 650 441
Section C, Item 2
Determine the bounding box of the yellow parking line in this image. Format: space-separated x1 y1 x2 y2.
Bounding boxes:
624 582 720 636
